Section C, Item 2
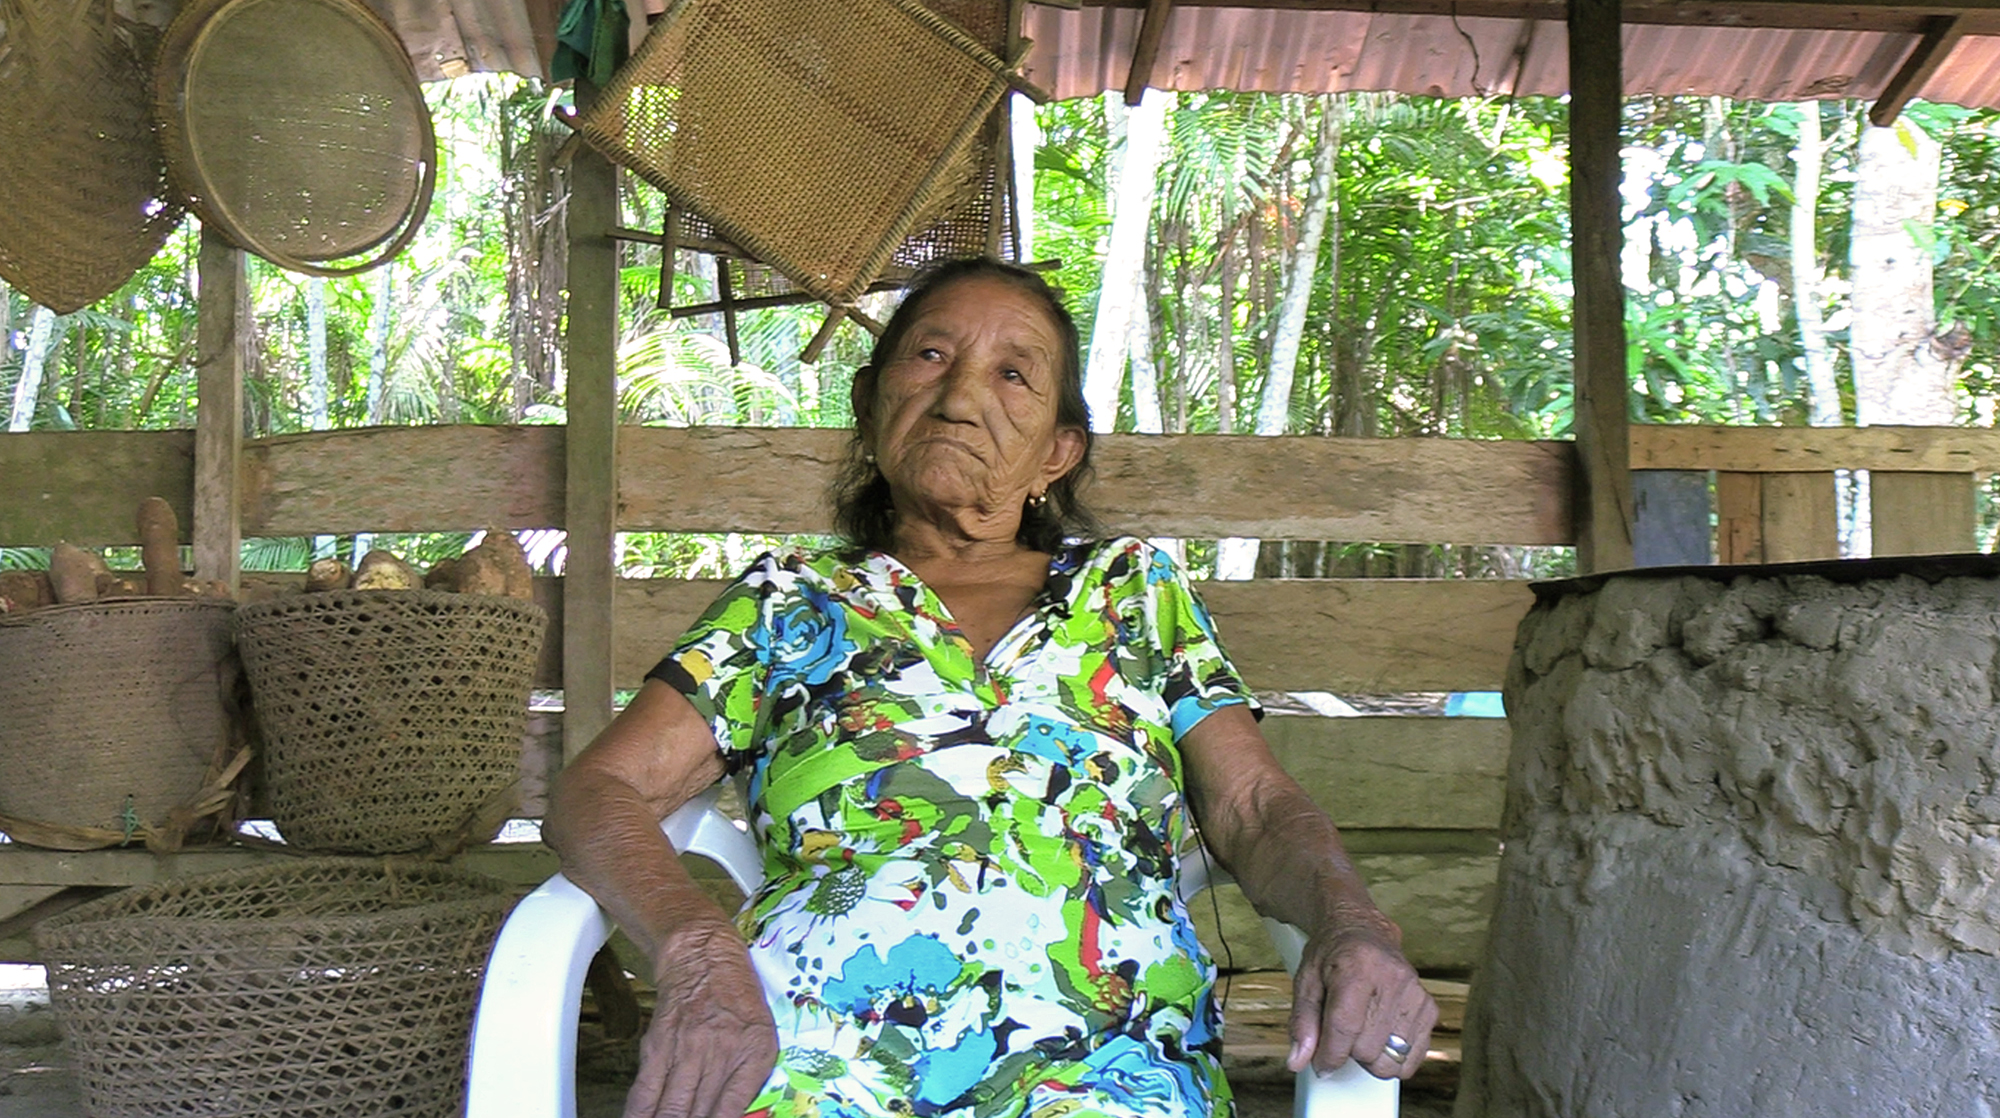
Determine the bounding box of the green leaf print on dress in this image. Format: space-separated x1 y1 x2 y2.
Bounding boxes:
648 538 1260 1118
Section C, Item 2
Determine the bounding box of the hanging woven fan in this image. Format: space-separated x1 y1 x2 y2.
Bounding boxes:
0 0 186 314
153 0 435 277
572 0 1019 308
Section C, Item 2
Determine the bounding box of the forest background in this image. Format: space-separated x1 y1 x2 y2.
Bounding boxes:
5 79 1999 582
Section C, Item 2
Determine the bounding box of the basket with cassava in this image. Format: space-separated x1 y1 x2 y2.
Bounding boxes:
233 588 545 855
35 858 514 1118
0 597 243 850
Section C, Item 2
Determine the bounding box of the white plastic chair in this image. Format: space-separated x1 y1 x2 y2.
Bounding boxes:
467 788 1399 1118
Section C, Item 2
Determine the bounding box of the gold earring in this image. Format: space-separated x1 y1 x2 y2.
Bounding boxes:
864 451 876 464
1028 492 1049 509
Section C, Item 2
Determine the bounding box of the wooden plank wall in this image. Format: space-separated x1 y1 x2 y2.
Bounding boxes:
0 423 1549 970
1633 424 1990 560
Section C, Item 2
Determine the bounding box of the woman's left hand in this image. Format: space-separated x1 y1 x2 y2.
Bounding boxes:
1286 911 1438 1080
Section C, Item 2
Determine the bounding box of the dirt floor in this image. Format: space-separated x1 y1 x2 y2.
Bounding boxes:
2 966 1457 1118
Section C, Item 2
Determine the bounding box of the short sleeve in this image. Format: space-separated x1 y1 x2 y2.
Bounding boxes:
645 554 778 769
1145 547 1261 741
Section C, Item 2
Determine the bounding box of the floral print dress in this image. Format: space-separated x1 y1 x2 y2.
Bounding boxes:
649 537 1259 1118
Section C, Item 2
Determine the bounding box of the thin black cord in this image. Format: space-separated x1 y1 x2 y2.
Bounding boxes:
1189 822 1237 1013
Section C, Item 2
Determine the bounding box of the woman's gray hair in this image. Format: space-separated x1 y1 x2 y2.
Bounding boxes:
830 257 1102 554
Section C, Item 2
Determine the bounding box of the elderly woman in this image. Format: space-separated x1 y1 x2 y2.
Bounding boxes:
545 258 1436 1118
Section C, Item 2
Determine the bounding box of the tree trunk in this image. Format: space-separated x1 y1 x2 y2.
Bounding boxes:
1217 196 1238 434
368 266 391 424
8 306 57 432
1253 101 1339 436
1219 98 1341 579
1011 93 1039 261
1083 89 1169 433
1791 103 1841 426
1850 120 1961 426
307 277 329 430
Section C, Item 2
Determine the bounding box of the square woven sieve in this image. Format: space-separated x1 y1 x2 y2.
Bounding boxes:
575 0 1016 305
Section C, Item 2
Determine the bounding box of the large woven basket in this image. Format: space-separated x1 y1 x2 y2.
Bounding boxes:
35 859 514 1118
234 590 545 854
0 598 238 848
153 0 436 276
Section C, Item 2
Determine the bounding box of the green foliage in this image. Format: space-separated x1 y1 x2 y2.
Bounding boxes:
8 78 2000 580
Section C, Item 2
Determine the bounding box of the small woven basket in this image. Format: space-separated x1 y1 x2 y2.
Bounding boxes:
35 859 514 1118
0 598 238 847
234 590 545 854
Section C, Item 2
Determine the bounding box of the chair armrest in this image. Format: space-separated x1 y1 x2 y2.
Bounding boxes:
468 789 739 1118
467 871 612 1118
1178 850 1398 1118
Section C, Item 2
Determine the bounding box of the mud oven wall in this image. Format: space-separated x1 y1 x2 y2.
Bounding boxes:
1456 557 2000 1118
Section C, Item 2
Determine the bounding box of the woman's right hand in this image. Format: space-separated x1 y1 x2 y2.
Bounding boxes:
625 917 779 1118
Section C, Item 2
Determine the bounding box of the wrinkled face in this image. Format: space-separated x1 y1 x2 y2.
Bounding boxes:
860 276 1084 525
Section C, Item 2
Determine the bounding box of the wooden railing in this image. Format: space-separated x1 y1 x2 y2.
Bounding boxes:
4 420 1994 966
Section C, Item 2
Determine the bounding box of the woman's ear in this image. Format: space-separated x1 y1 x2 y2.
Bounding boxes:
1040 425 1086 489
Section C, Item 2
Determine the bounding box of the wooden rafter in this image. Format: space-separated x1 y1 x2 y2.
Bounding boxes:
1124 0 1175 104
1869 13 1966 124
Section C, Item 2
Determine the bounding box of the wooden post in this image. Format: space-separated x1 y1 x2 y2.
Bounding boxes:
1567 0 1632 573
1872 470 1976 556
193 226 245 590
564 84 620 762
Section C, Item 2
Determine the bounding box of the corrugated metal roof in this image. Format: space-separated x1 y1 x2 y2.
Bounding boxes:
359 0 2000 113
1017 3 2000 108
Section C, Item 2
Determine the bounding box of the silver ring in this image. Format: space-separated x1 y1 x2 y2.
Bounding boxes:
1382 1034 1413 1064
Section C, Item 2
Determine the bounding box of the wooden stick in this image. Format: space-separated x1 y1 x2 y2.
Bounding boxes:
800 307 848 364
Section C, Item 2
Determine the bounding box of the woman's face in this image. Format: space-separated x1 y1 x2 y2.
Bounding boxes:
862 276 1084 530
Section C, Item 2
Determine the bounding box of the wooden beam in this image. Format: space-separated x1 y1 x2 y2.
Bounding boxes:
597 576 1534 693
1869 14 1967 125
193 226 246 589
1871 470 1976 555
240 426 566 535
618 427 1575 544
563 84 621 763
513 712 1514 826
1124 0 1174 104
1071 0 2000 35
1631 423 2000 472
0 431 193 545
1568 0 1634 573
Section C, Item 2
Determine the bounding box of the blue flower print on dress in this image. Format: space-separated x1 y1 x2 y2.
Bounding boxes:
821 934 964 1019
768 583 854 691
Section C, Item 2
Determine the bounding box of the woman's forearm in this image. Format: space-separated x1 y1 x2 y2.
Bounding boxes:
544 764 740 965
1213 777 1400 946
1180 706 1399 944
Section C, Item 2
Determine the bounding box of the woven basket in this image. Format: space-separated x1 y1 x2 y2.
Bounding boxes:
35 859 514 1118
0 598 238 847
574 0 1015 306
0 0 186 312
153 0 436 276
234 591 545 855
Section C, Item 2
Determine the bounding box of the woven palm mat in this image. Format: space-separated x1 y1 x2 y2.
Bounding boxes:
234 591 546 856
34 859 514 1118
0 0 185 313
0 598 240 847
577 0 1015 306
